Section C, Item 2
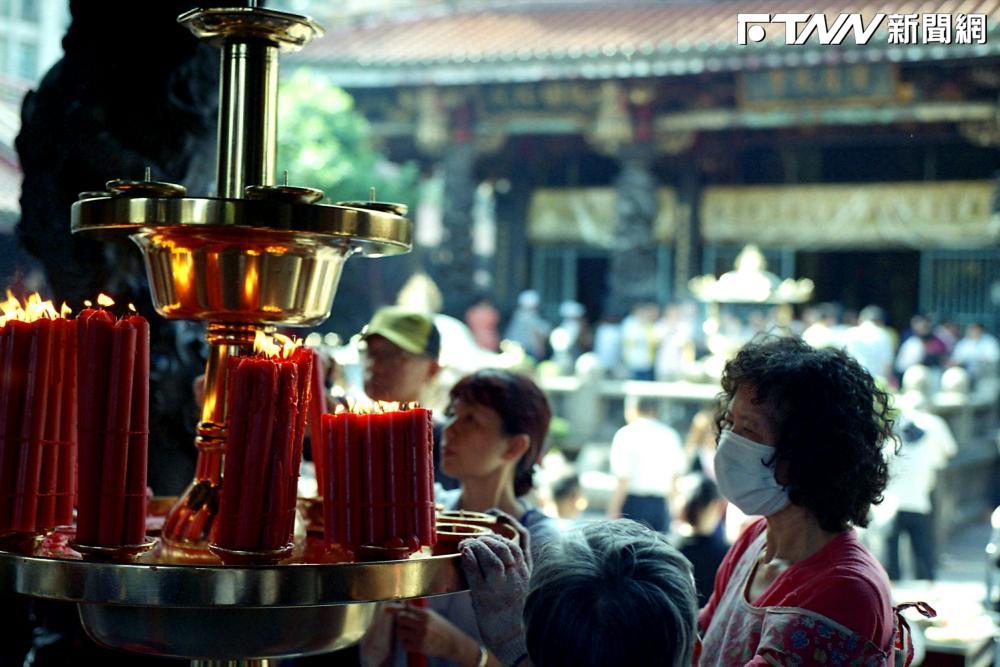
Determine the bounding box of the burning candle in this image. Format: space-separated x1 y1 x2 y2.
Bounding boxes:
73 296 150 548
96 319 137 545
261 359 298 550
233 359 278 549
0 294 79 536
214 331 311 557
321 401 435 553
11 317 54 532
215 357 252 548
122 312 150 545
362 413 379 545
55 317 78 527
75 307 114 545
308 349 328 495
288 347 313 536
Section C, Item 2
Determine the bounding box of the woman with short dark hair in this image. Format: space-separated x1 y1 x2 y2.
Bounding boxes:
699 336 910 665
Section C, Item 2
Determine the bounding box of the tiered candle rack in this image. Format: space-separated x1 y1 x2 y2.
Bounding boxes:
0 6 465 665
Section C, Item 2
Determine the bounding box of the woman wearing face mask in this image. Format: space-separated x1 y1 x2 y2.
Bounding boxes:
362 369 553 667
699 336 923 665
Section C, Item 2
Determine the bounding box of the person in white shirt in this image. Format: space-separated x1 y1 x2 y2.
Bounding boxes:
620 303 661 381
883 393 957 581
951 322 1000 381
844 305 895 381
607 396 685 531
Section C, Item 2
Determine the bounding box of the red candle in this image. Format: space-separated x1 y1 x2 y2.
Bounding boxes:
415 409 435 547
341 413 367 547
36 319 64 528
55 318 78 526
233 359 278 550
12 318 53 532
217 357 251 547
385 410 409 545
122 314 149 545
362 412 383 545
407 408 434 547
320 413 338 544
75 309 114 545
287 348 313 534
307 349 327 495
261 360 297 550
0 321 31 534
97 319 136 545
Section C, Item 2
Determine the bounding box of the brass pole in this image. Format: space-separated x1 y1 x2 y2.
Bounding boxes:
217 40 279 197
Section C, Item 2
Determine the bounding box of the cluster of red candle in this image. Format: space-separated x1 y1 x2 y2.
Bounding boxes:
0 294 77 535
75 296 150 547
214 334 314 553
320 403 436 552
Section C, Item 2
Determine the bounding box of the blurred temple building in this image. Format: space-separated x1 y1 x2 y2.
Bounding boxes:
290 0 1000 327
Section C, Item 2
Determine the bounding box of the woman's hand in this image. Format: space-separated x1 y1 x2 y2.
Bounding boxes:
391 602 483 665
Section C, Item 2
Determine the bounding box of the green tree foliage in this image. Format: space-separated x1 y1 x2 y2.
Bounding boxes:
276 69 419 208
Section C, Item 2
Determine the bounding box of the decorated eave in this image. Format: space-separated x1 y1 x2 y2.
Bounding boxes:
292 0 1000 87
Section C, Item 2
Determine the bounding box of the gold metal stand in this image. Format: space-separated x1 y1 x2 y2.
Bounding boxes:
71 5 412 554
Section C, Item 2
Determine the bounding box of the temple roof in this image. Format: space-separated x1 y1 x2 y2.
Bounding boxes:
293 0 1000 86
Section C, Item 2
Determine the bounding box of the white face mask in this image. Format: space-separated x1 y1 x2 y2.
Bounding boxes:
714 430 790 517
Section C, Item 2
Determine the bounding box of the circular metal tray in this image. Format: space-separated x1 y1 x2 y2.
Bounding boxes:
71 196 412 257
0 533 466 659
0 540 464 607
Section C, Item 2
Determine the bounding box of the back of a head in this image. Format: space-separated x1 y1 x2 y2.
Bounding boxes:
858 305 885 325
682 475 721 528
625 395 660 421
524 519 698 667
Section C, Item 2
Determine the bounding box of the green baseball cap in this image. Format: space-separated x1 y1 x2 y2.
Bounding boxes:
362 306 440 359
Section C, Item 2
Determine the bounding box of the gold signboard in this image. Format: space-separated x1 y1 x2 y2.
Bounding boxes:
701 181 997 249
528 187 678 247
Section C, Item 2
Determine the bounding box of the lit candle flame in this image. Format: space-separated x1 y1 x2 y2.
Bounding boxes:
60 303 72 318
253 330 304 359
83 299 93 308
128 303 137 312
96 293 115 307
341 399 407 415
0 292 67 325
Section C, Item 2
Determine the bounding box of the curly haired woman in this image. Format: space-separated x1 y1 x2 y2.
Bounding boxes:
699 336 917 665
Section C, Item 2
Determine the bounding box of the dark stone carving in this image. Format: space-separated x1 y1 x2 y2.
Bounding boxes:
430 141 478 316
609 144 659 308
15 0 219 496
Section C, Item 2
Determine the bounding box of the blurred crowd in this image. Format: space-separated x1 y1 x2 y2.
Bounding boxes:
491 291 999 393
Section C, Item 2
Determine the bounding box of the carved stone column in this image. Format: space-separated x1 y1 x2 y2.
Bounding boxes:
609 144 659 308
675 164 701 299
427 102 478 317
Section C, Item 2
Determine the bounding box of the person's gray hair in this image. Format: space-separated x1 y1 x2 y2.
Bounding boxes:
523 519 698 667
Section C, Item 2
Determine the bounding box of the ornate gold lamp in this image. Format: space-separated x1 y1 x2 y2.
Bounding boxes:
72 6 411 557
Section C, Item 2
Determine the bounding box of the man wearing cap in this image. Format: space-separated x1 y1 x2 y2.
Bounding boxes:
360 306 457 489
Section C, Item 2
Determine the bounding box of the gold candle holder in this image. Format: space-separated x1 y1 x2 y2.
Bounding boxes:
70 6 412 556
